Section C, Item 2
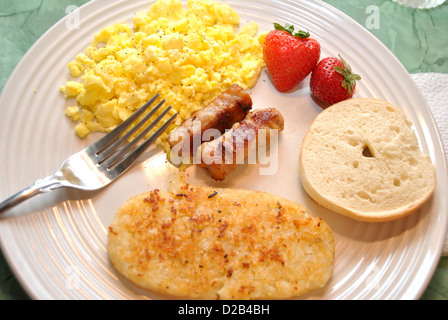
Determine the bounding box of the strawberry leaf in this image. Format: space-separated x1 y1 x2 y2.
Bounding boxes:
333 66 345 74
273 23 310 38
333 54 361 95
294 30 310 38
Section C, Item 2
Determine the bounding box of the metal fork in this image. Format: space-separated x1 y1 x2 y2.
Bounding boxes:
0 94 177 215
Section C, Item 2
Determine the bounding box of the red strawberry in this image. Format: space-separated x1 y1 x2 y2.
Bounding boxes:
310 54 361 106
263 23 320 92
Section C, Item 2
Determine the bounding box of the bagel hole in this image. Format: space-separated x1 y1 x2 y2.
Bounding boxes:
362 145 374 158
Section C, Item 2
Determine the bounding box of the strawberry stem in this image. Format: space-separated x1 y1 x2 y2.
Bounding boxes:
334 54 361 95
274 23 310 38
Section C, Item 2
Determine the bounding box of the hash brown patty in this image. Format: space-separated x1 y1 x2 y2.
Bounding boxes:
108 184 334 299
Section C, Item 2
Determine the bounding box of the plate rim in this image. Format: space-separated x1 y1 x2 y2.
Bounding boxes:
0 0 446 300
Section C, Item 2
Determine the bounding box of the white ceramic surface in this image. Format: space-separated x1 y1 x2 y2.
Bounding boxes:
392 0 446 9
0 0 446 300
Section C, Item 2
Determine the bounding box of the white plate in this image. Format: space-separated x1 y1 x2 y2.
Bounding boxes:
0 0 446 300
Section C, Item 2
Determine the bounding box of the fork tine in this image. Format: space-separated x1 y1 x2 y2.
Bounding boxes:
108 112 177 177
96 99 167 164
102 106 177 171
90 94 160 152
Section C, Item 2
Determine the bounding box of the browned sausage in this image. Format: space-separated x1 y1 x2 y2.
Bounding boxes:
195 108 284 181
167 84 252 159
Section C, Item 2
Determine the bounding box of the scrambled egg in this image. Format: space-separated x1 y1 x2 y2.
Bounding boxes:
60 0 266 151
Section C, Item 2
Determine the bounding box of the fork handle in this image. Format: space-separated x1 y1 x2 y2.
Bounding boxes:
0 176 63 216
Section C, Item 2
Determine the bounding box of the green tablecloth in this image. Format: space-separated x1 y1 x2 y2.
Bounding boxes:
0 0 447 300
